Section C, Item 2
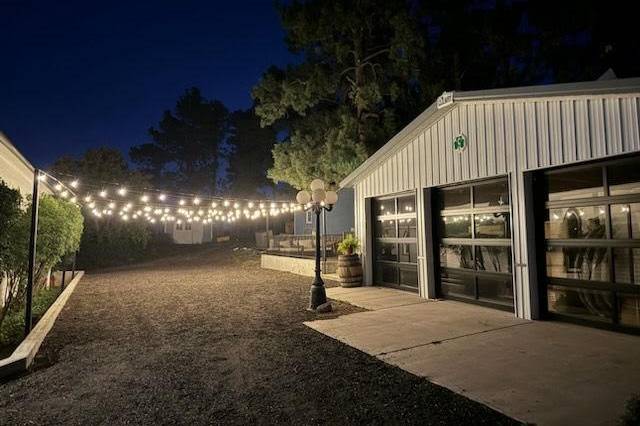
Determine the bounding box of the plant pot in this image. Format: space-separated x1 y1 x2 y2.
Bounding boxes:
337 254 363 287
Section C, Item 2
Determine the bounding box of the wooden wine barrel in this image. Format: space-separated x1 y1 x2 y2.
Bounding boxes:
337 254 363 287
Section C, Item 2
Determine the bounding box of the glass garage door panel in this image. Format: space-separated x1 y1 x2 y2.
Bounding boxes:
542 157 640 330
436 178 514 311
373 194 418 291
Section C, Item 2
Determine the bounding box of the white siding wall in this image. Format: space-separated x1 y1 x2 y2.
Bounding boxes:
170 222 213 244
0 134 53 197
353 93 640 319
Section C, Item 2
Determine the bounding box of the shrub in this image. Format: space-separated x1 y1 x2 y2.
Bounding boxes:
31 195 84 281
337 234 360 255
0 190 83 328
0 287 60 349
620 395 640 426
0 180 22 274
78 219 151 269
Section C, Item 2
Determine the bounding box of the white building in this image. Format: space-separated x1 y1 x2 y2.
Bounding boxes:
0 132 52 196
341 76 640 332
164 220 214 244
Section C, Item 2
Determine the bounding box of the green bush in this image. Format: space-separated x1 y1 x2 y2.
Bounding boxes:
0 287 60 350
0 188 83 330
0 179 22 274
78 218 151 269
620 395 640 426
31 195 84 279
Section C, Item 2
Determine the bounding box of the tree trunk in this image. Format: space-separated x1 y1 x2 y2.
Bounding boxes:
354 34 369 151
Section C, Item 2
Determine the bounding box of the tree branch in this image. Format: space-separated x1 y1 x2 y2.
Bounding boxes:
361 48 390 64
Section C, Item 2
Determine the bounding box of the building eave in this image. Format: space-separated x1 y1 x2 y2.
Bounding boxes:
340 102 453 188
340 77 640 188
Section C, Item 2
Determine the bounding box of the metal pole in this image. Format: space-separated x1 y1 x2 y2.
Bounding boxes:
309 206 326 309
322 209 327 264
71 251 77 279
24 168 40 337
265 213 270 248
61 267 66 292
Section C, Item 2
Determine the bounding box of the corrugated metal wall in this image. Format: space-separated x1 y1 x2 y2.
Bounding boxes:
353 93 640 319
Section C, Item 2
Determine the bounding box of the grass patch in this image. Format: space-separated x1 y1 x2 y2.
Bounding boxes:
0 287 60 356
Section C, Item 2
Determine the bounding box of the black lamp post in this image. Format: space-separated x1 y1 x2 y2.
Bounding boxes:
297 179 338 310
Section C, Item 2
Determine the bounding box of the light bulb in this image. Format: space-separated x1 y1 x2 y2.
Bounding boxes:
310 179 325 191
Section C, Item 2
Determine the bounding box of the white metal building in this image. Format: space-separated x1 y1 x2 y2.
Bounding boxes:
341 77 640 332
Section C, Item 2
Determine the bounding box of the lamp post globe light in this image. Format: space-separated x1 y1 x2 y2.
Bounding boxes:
296 179 338 310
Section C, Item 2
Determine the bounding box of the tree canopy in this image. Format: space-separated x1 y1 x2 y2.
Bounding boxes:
130 88 229 194
226 108 278 198
253 0 427 189
50 147 150 189
252 0 640 190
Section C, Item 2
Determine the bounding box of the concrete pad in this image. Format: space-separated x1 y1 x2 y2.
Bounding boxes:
380 321 640 425
326 286 425 310
305 286 640 425
307 299 527 355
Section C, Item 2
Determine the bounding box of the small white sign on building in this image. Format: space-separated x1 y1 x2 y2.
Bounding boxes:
437 91 454 109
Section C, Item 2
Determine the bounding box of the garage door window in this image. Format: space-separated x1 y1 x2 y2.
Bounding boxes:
437 178 513 310
373 194 418 291
543 158 640 329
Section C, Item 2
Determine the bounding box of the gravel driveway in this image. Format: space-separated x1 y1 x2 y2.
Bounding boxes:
0 246 518 425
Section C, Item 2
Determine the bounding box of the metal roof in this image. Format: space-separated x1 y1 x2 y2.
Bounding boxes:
340 77 640 188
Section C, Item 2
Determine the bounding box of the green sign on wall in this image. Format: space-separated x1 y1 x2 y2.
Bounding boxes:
453 133 467 153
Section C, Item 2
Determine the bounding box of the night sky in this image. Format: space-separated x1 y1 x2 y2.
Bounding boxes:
0 1 294 167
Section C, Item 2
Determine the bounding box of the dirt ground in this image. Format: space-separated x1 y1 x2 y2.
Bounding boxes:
0 246 519 425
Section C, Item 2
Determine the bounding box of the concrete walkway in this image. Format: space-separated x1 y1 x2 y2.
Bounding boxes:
305 287 640 426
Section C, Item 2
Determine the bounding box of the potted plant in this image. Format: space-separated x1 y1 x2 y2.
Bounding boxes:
336 234 362 287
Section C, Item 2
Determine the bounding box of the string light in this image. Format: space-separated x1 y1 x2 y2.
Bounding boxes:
41 170 300 226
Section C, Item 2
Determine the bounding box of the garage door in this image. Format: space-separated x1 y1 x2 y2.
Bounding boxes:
373 193 418 291
436 178 514 310
542 157 640 330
